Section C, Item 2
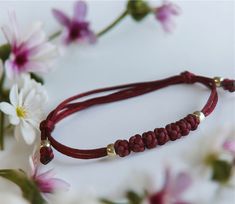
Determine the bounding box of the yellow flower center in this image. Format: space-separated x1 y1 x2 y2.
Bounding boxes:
204 153 218 166
16 106 27 118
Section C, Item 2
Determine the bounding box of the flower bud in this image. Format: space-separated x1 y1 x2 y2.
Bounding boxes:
0 44 11 62
127 0 151 21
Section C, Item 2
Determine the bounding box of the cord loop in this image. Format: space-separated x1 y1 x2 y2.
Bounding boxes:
39 71 234 164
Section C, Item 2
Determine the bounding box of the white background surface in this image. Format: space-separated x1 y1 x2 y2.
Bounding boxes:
0 0 235 203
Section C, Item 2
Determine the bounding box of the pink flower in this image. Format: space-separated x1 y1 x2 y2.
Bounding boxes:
29 152 70 195
223 139 235 156
155 1 181 32
2 11 57 80
149 168 192 204
52 1 96 45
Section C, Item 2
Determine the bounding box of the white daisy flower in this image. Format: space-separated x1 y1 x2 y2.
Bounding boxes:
184 128 235 185
0 75 48 144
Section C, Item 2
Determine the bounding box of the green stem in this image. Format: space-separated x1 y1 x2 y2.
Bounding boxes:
0 72 5 95
96 10 128 37
48 30 62 41
0 112 4 150
0 70 6 150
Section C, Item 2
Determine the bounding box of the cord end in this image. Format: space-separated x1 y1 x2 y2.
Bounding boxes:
40 140 54 165
221 79 235 92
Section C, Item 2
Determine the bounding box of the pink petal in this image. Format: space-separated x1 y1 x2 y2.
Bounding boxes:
52 9 71 27
34 169 70 193
174 201 191 204
7 10 21 45
155 2 181 33
223 140 235 154
149 190 167 204
163 168 172 190
2 25 13 44
168 3 181 15
38 178 69 193
73 1 87 21
46 178 70 191
87 31 97 44
171 172 192 198
36 169 56 181
162 20 176 33
5 59 19 79
23 22 46 51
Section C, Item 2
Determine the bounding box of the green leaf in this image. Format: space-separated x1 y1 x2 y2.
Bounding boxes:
0 44 11 62
211 159 233 184
100 198 127 204
100 199 117 204
0 169 46 204
30 73 44 84
126 191 143 204
127 0 150 21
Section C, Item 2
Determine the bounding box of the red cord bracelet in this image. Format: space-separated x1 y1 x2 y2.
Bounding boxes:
39 71 235 165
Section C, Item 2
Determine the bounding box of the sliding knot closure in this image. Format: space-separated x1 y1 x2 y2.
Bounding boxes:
181 71 196 84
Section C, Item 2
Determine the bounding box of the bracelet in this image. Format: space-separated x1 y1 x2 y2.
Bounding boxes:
39 71 235 165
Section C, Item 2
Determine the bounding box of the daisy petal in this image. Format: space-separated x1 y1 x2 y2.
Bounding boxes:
74 1 87 21
9 115 20 125
20 120 37 144
9 84 19 107
52 9 71 27
14 125 21 141
0 102 16 116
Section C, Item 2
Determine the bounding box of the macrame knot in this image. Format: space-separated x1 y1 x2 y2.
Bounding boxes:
184 114 200 131
114 140 130 157
154 128 169 145
142 131 157 149
181 71 196 84
221 79 235 92
176 119 191 136
166 123 181 141
129 134 145 152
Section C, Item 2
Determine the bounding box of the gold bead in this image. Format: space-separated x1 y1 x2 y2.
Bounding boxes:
107 144 116 156
40 140 51 148
213 77 224 87
193 111 205 122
